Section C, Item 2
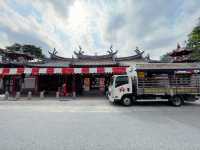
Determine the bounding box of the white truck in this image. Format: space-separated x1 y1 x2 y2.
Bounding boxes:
108 63 200 106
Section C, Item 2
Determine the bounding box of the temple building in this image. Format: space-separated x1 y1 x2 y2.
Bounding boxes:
0 47 148 97
169 44 193 63
0 48 35 67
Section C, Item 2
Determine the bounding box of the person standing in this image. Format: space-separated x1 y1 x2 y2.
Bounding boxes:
63 83 67 96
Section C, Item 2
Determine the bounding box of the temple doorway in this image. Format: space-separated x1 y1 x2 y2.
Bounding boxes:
38 75 73 96
78 74 112 97
37 73 112 97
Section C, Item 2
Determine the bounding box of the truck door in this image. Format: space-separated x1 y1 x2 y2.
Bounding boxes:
113 76 131 100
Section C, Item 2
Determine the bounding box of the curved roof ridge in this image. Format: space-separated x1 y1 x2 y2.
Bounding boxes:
73 50 118 59
116 51 144 61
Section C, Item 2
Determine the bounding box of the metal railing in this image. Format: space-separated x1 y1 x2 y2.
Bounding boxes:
137 76 200 95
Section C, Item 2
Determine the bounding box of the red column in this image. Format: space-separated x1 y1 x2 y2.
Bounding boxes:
35 75 39 94
12 76 16 96
72 76 76 97
63 83 67 96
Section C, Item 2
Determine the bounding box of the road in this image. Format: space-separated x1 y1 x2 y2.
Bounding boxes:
0 98 200 150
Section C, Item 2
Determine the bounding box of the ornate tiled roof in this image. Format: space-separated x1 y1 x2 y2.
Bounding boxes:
48 51 73 61
116 52 144 61
169 44 192 57
136 63 200 70
49 50 144 61
27 60 70 67
73 51 118 60
36 49 147 67
0 48 34 60
71 59 118 66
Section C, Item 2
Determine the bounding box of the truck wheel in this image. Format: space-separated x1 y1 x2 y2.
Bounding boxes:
122 96 132 106
171 96 183 107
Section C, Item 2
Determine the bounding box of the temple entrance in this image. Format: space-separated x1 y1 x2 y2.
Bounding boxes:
3 76 23 96
37 73 113 98
78 74 112 97
38 75 73 96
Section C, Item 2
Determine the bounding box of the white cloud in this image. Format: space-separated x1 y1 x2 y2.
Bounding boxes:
0 0 199 59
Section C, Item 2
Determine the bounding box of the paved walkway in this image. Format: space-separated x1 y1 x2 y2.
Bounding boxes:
0 94 107 101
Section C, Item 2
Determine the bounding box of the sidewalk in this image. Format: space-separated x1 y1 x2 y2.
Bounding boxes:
0 95 107 101
0 96 110 111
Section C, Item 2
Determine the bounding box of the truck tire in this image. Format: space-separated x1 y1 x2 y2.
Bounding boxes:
122 96 132 106
171 96 183 107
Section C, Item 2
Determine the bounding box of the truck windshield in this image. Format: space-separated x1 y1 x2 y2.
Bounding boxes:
115 76 128 87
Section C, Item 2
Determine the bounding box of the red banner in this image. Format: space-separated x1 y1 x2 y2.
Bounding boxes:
2 68 10 75
81 68 89 74
62 68 74 74
97 67 105 73
17 68 25 74
32 68 39 75
112 67 126 74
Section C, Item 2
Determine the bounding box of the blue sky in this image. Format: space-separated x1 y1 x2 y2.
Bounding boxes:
0 0 200 59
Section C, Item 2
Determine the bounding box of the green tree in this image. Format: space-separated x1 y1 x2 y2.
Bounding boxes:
22 44 45 58
6 43 22 51
160 19 200 62
187 19 200 61
160 52 172 62
6 43 45 58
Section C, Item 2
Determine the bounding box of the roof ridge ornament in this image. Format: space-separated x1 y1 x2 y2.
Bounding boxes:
134 46 144 55
48 48 58 56
177 43 181 49
107 45 118 55
78 45 84 55
107 45 113 54
53 48 58 55
145 53 150 61
74 45 85 58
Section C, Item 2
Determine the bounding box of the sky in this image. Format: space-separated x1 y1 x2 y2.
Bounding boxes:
0 0 200 60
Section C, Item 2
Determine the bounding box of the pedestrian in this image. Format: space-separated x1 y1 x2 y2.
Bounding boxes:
63 83 67 96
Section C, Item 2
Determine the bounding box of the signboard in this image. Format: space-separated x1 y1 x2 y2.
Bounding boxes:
137 71 145 78
99 78 105 92
84 78 90 91
24 77 36 89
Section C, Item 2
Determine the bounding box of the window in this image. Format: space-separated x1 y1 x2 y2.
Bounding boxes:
115 76 128 87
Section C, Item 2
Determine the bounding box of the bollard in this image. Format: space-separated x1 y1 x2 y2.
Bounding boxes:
15 92 20 100
40 91 44 99
28 91 32 100
4 91 9 100
56 91 59 99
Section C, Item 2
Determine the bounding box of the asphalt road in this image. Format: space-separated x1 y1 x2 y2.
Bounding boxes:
0 98 200 150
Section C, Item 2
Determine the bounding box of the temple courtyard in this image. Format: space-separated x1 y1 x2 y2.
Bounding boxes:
0 98 200 150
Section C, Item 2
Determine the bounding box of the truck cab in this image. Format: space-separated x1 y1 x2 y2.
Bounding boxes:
108 75 134 105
